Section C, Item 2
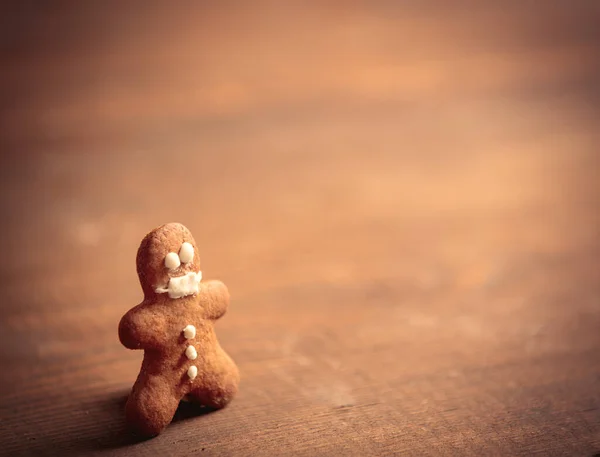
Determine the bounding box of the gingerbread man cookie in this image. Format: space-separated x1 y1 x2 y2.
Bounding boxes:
119 223 239 436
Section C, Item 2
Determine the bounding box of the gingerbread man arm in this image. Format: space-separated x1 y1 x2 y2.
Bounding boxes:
119 303 168 350
198 280 230 320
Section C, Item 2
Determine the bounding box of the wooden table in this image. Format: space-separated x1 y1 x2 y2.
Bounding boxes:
1 2 599 455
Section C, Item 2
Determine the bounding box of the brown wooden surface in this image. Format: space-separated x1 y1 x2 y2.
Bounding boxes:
1 2 599 456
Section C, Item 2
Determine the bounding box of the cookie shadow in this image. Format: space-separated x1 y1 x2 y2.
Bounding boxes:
21 389 141 457
90 390 150 450
173 400 219 423
95 392 220 451
25 389 223 456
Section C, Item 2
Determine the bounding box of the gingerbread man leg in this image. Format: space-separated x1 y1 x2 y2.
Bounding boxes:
189 349 240 409
125 374 180 436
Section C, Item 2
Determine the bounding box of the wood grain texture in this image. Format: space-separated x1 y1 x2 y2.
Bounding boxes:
0 1 599 456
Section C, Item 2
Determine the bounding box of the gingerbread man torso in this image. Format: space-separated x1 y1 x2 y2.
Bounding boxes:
119 223 239 436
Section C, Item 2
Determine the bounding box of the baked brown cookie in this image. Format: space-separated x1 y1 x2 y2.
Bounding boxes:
119 222 239 436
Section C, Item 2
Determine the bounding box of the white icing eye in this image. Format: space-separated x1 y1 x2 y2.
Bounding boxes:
179 242 194 264
187 365 198 380
164 252 181 270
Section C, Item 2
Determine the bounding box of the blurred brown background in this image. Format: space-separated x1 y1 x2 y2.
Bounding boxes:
1 1 599 456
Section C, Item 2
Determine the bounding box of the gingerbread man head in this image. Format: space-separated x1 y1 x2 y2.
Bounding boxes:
136 223 202 300
119 223 239 437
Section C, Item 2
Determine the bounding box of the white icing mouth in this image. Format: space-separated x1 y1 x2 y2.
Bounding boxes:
155 271 202 299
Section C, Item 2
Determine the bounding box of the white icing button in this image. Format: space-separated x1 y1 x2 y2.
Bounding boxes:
187 365 198 380
185 345 197 360
183 324 196 339
164 252 181 270
179 242 194 264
